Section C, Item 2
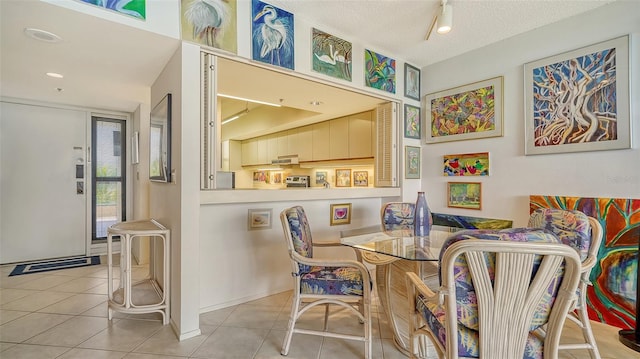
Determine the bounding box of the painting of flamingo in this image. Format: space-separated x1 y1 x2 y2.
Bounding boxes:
181 0 237 53
312 28 352 81
364 49 395 94
251 0 294 70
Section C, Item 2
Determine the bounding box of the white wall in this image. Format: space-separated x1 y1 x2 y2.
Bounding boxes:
421 1 640 227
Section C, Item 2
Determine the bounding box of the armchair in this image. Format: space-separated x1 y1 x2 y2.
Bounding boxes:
280 206 372 358
406 228 582 359
528 208 603 359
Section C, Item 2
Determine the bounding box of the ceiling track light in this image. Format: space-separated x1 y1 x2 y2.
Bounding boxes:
217 93 281 107
425 0 453 40
221 103 250 125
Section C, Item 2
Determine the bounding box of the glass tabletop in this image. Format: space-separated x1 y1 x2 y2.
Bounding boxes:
339 225 462 261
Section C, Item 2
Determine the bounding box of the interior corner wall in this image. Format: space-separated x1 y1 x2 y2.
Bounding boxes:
421 1 640 227
150 42 201 340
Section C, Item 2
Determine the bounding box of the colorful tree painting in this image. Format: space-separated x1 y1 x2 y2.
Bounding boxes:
530 195 640 329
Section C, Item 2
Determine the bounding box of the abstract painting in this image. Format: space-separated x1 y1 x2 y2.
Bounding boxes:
251 0 294 70
530 195 640 330
404 146 420 179
404 63 420 101
182 0 237 53
443 152 489 176
312 28 352 81
524 36 630 155
79 0 145 19
364 49 395 94
404 104 421 139
425 76 503 144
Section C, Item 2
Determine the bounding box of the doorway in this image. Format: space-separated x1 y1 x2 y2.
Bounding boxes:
92 117 127 241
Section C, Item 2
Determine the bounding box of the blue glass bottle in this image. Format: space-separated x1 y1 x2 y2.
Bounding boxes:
414 192 432 236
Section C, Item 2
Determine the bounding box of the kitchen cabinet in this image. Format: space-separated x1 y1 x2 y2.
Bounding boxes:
349 111 373 158
312 121 331 161
277 132 288 157
257 136 268 165
330 117 350 159
266 134 278 163
241 138 258 166
297 125 313 162
287 129 299 156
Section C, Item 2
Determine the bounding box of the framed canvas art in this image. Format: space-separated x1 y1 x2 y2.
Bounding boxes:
251 0 294 70
405 146 420 179
312 28 352 81
404 63 420 100
353 171 368 187
447 182 482 210
443 152 489 176
330 203 352 225
364 49 395 94
79 0 146 19
425 76 503 144
524 36 630 155
335 169 351 187
404 104 421 139
181 0 237 53
248 208 272 230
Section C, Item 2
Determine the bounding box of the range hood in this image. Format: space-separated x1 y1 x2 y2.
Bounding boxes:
272 155 299 165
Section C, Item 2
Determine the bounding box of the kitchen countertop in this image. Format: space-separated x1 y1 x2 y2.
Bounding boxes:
200 187 401 205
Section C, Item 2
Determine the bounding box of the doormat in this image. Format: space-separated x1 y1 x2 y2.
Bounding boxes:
9 256 101 276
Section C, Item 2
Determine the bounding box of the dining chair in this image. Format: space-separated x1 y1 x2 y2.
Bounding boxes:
528 208 604 359
381 202 415 231
405 228 582 359
280 206 372 358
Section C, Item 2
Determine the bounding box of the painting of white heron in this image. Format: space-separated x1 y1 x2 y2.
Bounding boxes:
251 0 294 70
312 28 352 82
182 0 237 53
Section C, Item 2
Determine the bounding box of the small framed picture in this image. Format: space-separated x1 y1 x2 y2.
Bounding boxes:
353 171 368 187
315 171 327 185
335 169 352 187
404 63 420 101
330 203 352 226
404 104 421 139
248 208 272 230
447 182 482 210
405 146 421 179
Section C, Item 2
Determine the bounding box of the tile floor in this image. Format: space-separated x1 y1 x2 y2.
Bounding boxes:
1 260 639 359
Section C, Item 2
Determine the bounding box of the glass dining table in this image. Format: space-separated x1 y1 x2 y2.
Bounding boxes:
340 224 463 356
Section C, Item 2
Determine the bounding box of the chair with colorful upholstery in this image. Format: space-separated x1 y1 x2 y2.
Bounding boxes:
381 202 415 231
528 208 603 359
405 228 582 359
280 206 372 358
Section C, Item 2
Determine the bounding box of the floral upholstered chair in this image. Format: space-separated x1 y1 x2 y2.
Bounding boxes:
528 208 603 359
381 202 415 231
405 228 582 359
280 206 372 358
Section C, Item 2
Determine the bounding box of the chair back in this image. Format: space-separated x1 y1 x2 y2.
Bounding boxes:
380 202 414 230
438 228 581 358
281 206 314 274
528 208 600 262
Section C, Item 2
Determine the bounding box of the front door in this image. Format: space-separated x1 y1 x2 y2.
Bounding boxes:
0 102 88 263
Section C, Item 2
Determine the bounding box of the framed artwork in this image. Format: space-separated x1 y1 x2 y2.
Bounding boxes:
364 49 395 94
330 203 352 226
524 35 630 155
79 0 146 19
404 104 421 139
315 171 327 185
405 146 421 179
335 169 352 187
181 0 237 53
447 182 482 210
404 63 420 100
251 0 294 70
353 171 368 187
424 76 503 144
150 93 171 183
312 28 352 81
443 152 489 176
248 208 272 230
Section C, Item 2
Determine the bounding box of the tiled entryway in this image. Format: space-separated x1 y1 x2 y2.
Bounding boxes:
1 261 638 358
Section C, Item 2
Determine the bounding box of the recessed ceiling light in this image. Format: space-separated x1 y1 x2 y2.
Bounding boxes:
309 101 323 106
55 87 64 92
24 28 62 43
46 72 64 79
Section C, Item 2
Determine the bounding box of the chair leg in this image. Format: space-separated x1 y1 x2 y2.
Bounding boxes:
281 296 301 356
576 295 602 359
364 297 372 359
